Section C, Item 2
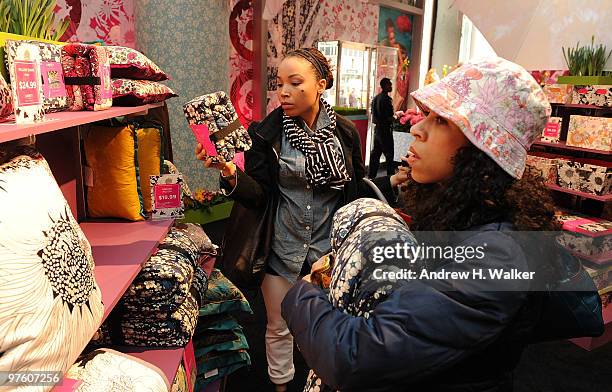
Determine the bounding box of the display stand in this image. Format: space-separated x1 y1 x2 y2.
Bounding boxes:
1 103 190 389
530 102 612 350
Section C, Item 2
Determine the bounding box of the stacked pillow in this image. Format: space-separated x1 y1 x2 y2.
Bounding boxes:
194 269 252 390
61 43 113 111
90 223 217 348
0 73 12 120
107 46 177 106
66 348 170 391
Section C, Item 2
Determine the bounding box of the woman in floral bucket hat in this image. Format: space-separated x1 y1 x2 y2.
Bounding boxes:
282 58 568 391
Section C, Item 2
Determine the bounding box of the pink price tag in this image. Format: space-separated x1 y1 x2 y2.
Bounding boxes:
154 183 181 209
40 61 67 99
15 60 41 106
191 124 218 156
543 122 560 138
99 64 112 100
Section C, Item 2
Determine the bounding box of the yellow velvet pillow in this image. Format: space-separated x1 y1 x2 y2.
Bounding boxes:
84 125 144 221
136 126 163 214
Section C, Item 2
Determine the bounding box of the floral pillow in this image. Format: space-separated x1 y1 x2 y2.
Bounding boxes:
66 348 169 391
0 146 104 385
0 73 12 120
200 269 252 316
107 46 169 81
112 78 177 106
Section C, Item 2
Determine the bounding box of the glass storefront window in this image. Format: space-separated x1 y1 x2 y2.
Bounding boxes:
318 41 339 106
338 45 369 109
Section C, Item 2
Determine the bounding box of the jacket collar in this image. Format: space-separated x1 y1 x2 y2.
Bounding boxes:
254 107 284 143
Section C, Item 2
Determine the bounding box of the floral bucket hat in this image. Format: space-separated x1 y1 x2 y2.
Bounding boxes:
411 57 551 179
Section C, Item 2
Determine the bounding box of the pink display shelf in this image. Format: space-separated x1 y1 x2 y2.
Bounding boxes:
0 103 163 143
532 140 612 156
80 219 174 321
51 378 81 392
570 303 612 351
546 184 612 202
52 346 186 391
569 250 612 266
124 346 185 386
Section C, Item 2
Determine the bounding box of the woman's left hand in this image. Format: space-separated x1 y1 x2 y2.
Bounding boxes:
390 157 410 187
302 256 327 283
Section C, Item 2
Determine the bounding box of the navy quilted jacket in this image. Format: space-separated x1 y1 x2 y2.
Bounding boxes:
281 222 540 392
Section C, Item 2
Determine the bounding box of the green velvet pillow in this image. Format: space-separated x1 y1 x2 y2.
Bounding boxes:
199 269 252 316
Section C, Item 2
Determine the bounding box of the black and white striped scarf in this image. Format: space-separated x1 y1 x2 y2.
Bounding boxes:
282 100 351 189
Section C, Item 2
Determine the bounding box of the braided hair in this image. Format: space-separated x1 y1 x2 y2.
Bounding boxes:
286 48 334 90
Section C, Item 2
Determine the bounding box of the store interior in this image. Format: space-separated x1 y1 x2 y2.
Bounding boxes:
0 0 610 391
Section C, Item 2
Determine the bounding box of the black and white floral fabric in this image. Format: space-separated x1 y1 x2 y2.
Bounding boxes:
120 289 199 347
0 146 103 388
174 222 218 256
121 248 194 314
304 198 421 392
183 91 252 163
0 73 13 119
159 227 201 264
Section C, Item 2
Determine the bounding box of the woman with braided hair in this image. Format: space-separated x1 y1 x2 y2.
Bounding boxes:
196 47 410 391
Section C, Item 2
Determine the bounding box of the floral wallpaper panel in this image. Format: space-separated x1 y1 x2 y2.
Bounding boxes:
266 0 379 113
229 0 254 127
135 0 230 191
55 0 136 47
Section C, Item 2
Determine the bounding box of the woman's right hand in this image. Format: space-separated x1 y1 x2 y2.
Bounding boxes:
195 143 232 172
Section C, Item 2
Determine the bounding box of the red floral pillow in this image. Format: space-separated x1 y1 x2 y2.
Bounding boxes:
0 74 13 120
112 79 177 106
108 46 169 81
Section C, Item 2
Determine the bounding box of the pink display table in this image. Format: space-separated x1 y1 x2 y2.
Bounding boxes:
0 103 163 143
81 219 174 321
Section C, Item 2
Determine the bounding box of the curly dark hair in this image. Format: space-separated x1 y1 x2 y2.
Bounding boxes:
401 144 560 232
286 47 335 90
